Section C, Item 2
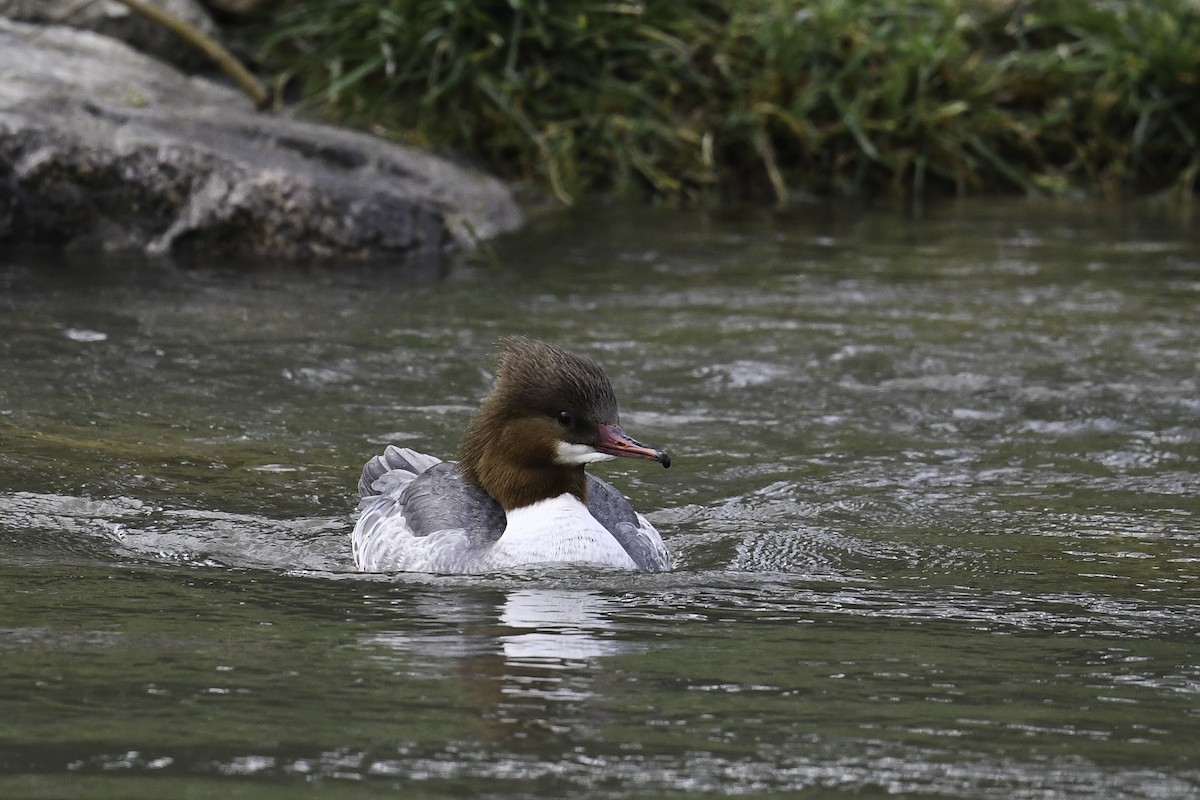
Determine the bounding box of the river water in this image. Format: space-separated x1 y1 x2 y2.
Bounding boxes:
1 200 1198 798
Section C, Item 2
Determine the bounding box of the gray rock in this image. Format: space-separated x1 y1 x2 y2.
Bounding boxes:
0 18 523 261
0 0 222 72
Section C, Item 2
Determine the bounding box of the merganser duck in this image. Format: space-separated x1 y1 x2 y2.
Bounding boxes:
351 338 672 573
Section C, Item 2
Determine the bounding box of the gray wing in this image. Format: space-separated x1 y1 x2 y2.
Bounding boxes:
586 474 671 571
400 461 506 547
355 447 505 566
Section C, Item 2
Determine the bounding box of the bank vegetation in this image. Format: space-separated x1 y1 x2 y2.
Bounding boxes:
249 0 1200 205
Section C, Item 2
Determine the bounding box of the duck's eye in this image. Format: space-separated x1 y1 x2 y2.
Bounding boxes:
557 411 574 428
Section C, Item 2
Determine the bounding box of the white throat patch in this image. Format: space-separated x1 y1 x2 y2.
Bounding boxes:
555 441 616 466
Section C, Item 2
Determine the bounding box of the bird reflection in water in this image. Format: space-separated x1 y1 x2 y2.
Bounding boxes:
361 586 642 743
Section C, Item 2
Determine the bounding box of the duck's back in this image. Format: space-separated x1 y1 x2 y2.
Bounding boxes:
353 446 502 572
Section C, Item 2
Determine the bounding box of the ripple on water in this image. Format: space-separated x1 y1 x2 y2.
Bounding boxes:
0 491 350 572
57 743 1198 799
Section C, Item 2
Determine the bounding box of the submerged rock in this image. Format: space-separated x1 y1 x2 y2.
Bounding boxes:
0 18 523 261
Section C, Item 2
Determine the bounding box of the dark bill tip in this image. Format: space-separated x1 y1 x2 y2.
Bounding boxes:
596 423 671 467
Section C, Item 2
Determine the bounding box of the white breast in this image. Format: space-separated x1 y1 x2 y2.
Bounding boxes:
483 494 638 570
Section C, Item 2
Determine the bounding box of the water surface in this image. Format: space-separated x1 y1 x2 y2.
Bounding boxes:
1 200 1198 798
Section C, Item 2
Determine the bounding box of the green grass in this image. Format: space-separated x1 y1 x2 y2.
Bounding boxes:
249 0 1200 204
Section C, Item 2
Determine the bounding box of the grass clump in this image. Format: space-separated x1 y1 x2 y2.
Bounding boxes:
251 0 1200 204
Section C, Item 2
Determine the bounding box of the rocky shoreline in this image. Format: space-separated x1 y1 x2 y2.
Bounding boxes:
0 7 522 262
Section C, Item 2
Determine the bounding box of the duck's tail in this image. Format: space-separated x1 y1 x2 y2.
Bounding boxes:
358 446 444 498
